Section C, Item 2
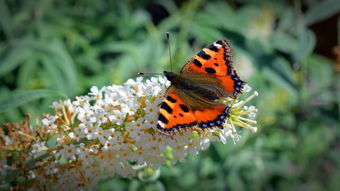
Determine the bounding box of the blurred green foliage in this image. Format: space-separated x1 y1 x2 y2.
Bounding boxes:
1 0 340 190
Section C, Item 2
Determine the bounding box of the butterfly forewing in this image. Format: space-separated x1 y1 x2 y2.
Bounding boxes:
181 40 244 97
157 90 197 133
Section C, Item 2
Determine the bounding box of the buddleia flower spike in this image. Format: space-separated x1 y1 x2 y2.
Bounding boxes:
0 76 258 190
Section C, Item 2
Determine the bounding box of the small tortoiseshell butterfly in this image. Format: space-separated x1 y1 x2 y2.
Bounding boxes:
157 40 245 134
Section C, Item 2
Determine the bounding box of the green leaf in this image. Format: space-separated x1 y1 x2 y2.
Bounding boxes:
275 4 295 31
40 54 69 92
0 0 12 38
227 171 245 191
191 24 224 44
17 57 38 88
305 0 340 25
299 123 335 159
0 89 66 112
303 54 334 103
294 29 316 63
0 47 30 77
0 88 23 123
49 40 78 94
270 33 299 54
196 1 235 29
97 179 125 191
28 40 78 94
262 57 298 102
46 135 58 148
306 54 334 89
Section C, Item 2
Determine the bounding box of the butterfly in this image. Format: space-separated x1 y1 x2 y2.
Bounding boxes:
157 40 245 134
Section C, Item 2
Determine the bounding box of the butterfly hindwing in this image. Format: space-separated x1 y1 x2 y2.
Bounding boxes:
194 106 230 129
181 40 244 98
157 89 197 134
157 91 232 133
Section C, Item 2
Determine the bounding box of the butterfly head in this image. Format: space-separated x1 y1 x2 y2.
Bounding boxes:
164 71 177 83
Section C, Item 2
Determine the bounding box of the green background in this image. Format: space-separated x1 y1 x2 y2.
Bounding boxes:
0 0 339 190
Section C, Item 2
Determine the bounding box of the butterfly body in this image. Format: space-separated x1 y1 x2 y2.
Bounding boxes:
164 71 229 110
157 40 245 134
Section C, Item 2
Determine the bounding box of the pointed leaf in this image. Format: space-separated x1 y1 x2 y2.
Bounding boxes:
305 0 340 25
0 89 66 112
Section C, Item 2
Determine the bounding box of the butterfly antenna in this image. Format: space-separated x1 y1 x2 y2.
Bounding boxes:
137 72 163 76
138 33 172 76
166 32 173 72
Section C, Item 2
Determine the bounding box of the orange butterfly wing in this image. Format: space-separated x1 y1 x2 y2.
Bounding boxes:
157 91 197 134
193 106 230 129
181 40 244 98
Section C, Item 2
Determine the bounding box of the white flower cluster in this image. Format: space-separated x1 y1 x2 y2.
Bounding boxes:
29 76 258 190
